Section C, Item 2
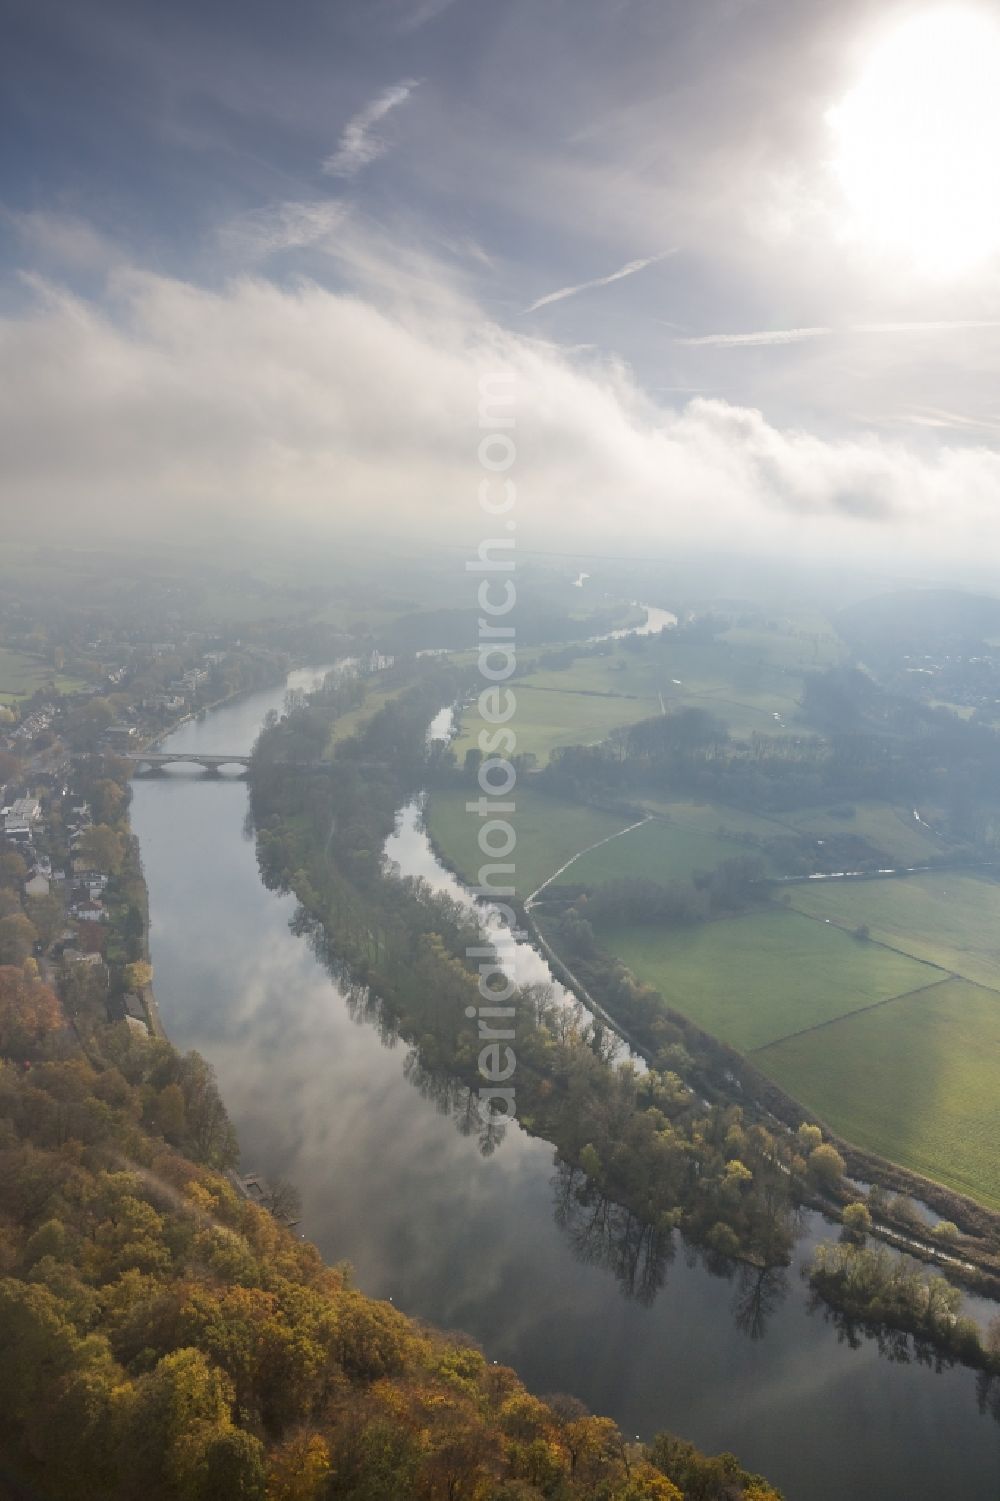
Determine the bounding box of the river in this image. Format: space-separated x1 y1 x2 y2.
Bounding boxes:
599 603 678 639
130 667 1000 1501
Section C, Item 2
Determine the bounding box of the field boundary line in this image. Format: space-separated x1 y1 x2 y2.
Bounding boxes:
788 901 1000 997
790 903 956 974
748 974 956 1055
515 681 649 702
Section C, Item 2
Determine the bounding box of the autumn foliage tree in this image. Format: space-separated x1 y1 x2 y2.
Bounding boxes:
0 966 61 1056
78 823 125 875
0 913 38 967
806 1142 847 1192
126 960 154 992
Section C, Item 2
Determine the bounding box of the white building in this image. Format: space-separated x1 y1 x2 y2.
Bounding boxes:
2 796 40 843
10 797 41 821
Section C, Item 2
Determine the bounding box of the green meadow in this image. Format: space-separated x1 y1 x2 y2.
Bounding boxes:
450 678 659 766
552 815 779 888
325 681 412 753
756 978 1000 1209
788 872 1000 989
778 801 956 867
425 785 629 900
636 798 791 841
591 908 936 1052
0 647 84 703
590 868 1000 1205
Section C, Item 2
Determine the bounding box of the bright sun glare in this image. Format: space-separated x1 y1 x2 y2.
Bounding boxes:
828 6 1000 277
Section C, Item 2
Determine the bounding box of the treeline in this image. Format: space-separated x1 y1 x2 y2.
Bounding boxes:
537 715 832 816
807 1240 1000 1385
557 857 769 932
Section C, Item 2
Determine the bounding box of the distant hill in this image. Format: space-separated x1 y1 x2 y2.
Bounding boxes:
837 589 1000 660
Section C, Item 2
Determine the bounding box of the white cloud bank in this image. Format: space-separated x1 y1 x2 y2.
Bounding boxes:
1 269 998 565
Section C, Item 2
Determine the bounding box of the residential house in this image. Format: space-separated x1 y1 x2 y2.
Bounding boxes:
9 797 41 824
2 817 34 846
119 994 149 1036
62 949 104 969
3 797 41 844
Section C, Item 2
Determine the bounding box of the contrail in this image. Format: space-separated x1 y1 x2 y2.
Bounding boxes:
676 320 1000 347
523 249 676 313
677 327 832 347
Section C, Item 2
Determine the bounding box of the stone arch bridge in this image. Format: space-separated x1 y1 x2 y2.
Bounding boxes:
128 752 251 775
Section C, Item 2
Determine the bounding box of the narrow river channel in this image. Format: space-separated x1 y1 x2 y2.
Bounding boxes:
130 666 1000 1501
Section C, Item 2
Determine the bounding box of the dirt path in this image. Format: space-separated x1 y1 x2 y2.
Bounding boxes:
524 815 651 909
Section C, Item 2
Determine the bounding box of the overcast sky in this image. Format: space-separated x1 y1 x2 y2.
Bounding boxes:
2 0 1000 573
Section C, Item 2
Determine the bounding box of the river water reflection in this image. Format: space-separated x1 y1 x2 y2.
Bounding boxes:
130 669 1000 1501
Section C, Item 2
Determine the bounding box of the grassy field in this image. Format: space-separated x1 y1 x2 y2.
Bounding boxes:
756 979 1000 1208
546 796 953 889
0 647 83 703
637 797 791 840
591 908 937 1051
450 681 659 766
788 872 1000 989
586 863 1000 1204
778 801 955 867
552 815 778 888
425 785 629 899
324 682 411 753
